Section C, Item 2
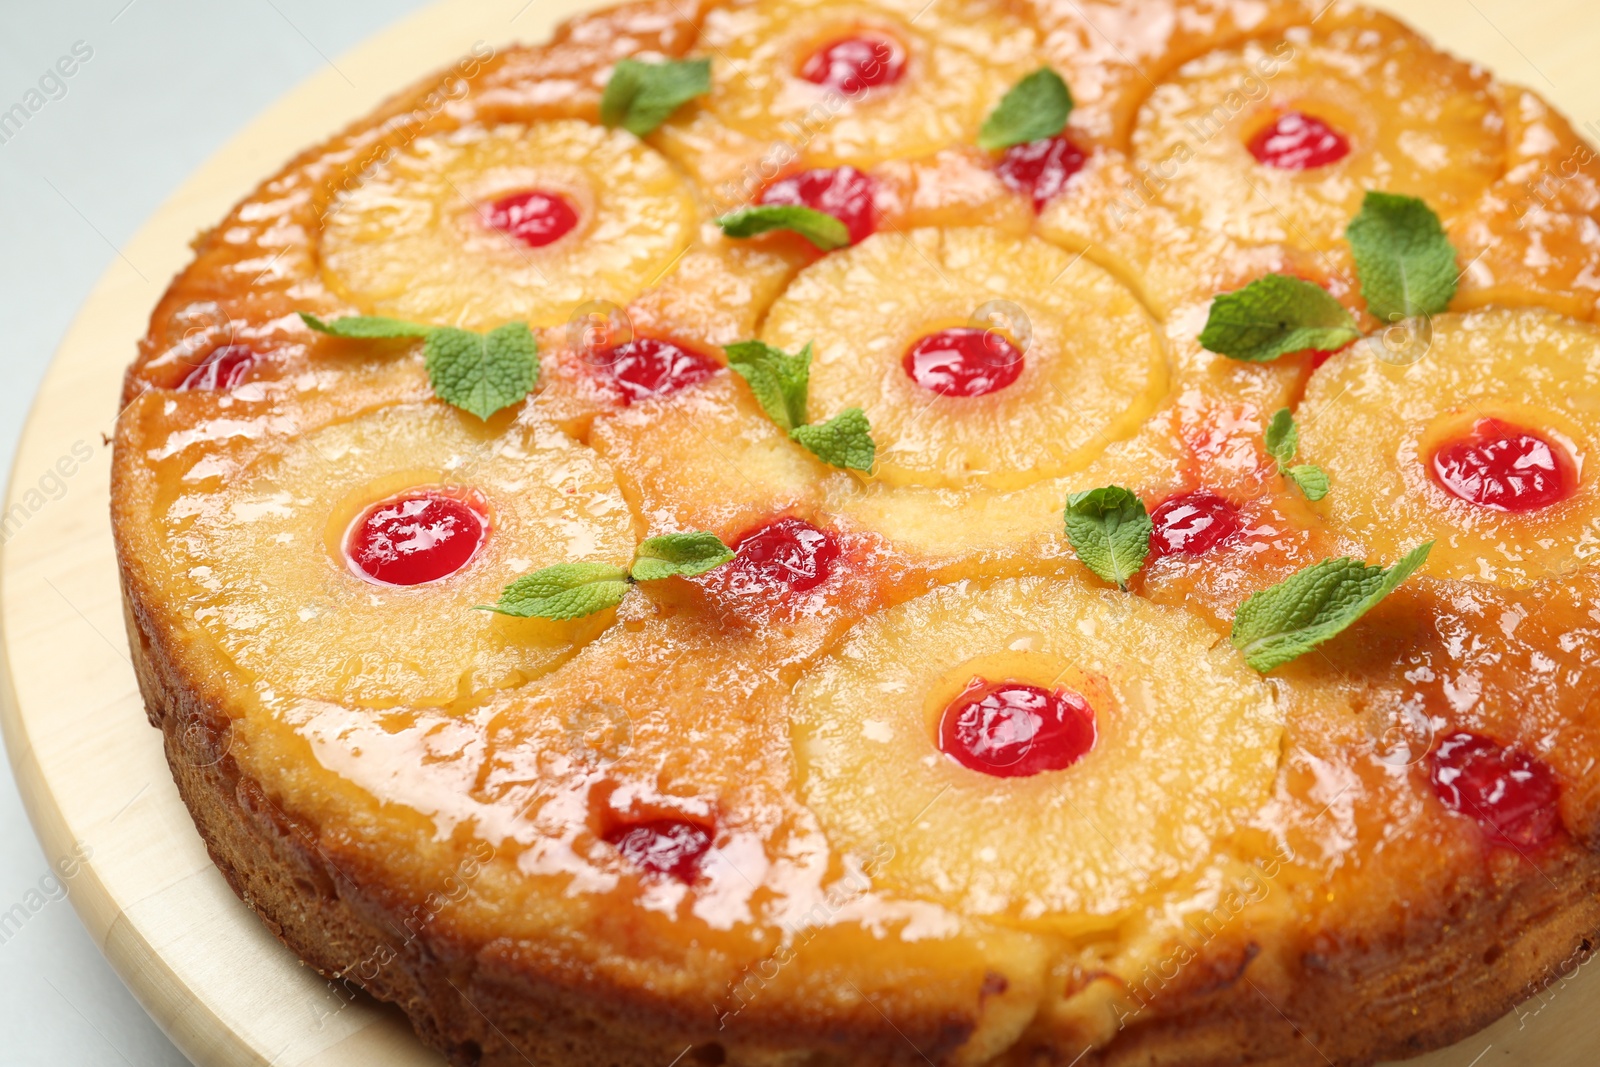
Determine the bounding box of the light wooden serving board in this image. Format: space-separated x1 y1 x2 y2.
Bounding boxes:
2 1 1597 1063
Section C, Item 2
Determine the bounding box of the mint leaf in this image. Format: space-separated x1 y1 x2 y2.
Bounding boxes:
1063 486 1152 591
1263 408 1330 501
1264 407 1300 468
299 312 432 339
479 563 630 620
1230 542 1433 672
1345 192 1459 322
1285 465 1330 501
630 531 735 582
600 57 711 136
790 407 874 471
717 205 850 251
725 341 811 431
978 68 1073 151
425 323 538 421
1198 274 1361 363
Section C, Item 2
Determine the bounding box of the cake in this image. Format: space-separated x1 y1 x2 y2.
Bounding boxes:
110 1 1600 1064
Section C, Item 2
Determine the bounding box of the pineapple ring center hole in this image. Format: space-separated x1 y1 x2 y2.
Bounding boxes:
479 189 580 248
902 326 1026 397
341 485 491 587
927 652 1106 778
798 33 906 94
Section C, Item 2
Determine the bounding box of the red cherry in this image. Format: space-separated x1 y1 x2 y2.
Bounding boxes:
996 135 1088 212
177 346 259 391
1149 491 1242 557
726 517 841 595
938 679 1097 778
903 327 1024 397
1247 112 1351 170
604 819 713 882
482 190 579 248
1428 732 1562 849
346 490 487 587
759 166 877 245
596 338 720 405
799 35 904 95
1430 419 1577 513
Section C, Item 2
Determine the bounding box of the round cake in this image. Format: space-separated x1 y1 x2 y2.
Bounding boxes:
111 1 1600 1064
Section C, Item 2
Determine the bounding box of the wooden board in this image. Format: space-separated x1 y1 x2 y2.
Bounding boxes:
2 1 1597 1063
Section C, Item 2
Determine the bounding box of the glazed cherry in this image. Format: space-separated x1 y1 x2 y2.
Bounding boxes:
759 166 877 245
177 346 259 392
597 338 720 405
903 327 1024 397
1430 419 1577 513
604 819 713 882
725 517 841 595
346 490 487 587
1428 732 1562 849
996 135 1088 212
482 190 579 248
799 35 904 95
1149 491 1243 557
1247 112 1351 170
938 679 1097 778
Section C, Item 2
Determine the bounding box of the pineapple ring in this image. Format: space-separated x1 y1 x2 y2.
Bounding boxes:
1299 309 1600 588
321 121 697 331
1130 23 1504 254
792 576 1283 931
657 0 1037 190
761 226 1169 490
166 403 635 707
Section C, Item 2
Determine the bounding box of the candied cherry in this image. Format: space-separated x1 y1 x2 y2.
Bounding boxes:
759 166 876 245
799 35 904 95
938 678 1097 778
725 517 840 595
996 135 1088 212
604 819 713 882
903 327 1024 397
177 346 259 392
1248 112 1351 170
1149 491 1243 557
1428 732 1562 849
345 490 488 587
1429 418 1577 513
596 338 720 405
482 190 579 248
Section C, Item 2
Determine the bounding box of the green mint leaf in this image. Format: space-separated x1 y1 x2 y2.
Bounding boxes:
978 68 1073 151
790 407 875 471
1230 542 1433 672
1285 465 1330 501
1345 192 1459 322
630 531 735 582
299 312 433 339
1264 407 1300 469
1198 274 1361 363
717 205 850 251
479 563 630 620
1263 408 1331 500
600 57 711 136
725 340 811 432
425 323 539 421
1063 485 1153 591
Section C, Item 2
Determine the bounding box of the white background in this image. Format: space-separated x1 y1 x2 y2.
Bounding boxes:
0 4 427 1063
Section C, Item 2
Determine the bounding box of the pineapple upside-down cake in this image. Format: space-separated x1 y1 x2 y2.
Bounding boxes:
111 0 1600 1064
